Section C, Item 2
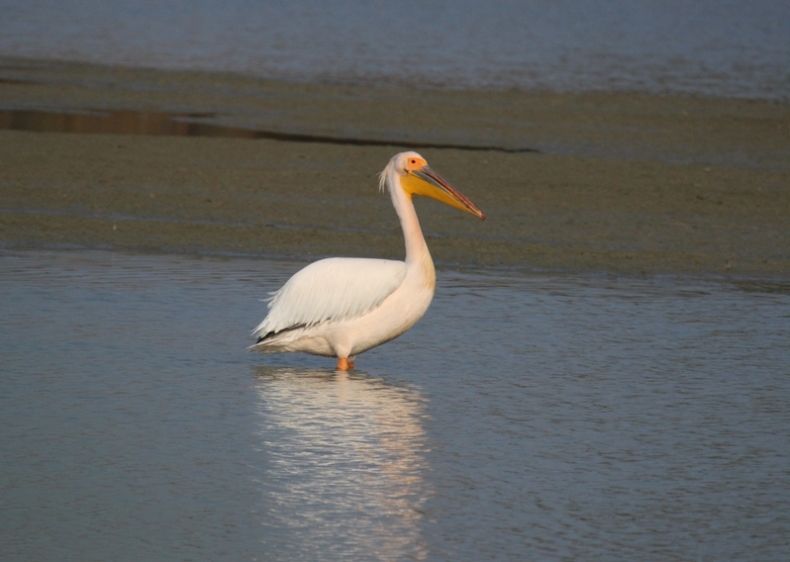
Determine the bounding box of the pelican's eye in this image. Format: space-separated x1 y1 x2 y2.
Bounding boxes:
405 157 422 173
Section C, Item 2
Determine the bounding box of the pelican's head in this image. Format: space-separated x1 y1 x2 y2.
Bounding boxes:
379 152 485 220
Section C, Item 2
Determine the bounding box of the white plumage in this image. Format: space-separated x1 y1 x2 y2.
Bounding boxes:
252 257 406 338
250 151 484 370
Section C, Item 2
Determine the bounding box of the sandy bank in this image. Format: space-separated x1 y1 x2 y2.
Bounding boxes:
1 57 788 276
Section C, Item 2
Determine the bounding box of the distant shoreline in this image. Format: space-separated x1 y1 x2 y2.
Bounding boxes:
2 54 789 102
1 57 788 277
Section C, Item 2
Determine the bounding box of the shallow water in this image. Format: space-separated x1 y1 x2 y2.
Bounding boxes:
1 250 789 561
1 0 788 99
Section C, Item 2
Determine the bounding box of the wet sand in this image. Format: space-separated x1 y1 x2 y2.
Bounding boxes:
1 57 788 276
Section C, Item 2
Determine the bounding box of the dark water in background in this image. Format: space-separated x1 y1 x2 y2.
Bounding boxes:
2 250 789 561
1 0 788 99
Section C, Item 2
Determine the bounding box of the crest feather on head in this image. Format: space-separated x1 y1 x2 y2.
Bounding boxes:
378 151 423 193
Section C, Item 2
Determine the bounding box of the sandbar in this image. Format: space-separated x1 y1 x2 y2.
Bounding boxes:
1 57 788 277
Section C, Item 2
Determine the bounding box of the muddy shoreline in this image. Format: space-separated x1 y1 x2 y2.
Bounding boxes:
1 57 788 276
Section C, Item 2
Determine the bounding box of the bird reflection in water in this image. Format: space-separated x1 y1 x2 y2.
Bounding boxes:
252 366 432 560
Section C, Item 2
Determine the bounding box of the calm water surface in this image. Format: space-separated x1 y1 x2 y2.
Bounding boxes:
1 0 788 99
1 250 789 561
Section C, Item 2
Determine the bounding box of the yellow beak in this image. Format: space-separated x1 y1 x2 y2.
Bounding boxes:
402 165 485 220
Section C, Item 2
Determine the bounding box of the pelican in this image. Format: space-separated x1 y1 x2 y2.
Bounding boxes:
250 151 485 370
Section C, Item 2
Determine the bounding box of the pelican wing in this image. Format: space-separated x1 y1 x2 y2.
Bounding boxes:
252 257 407 340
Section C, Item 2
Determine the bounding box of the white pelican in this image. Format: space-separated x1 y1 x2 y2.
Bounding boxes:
250 151 485 370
